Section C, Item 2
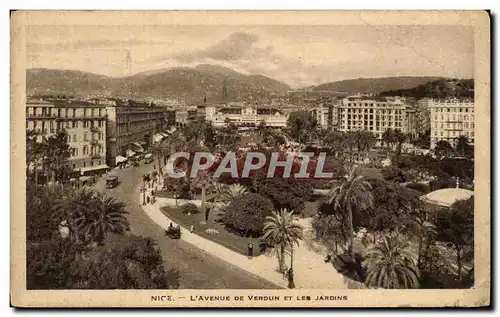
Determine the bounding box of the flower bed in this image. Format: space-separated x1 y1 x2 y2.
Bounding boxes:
160 205 262 257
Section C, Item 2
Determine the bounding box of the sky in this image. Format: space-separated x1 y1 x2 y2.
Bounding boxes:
26 25 474 88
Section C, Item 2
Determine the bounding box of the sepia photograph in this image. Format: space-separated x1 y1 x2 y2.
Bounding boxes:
10 10 490 308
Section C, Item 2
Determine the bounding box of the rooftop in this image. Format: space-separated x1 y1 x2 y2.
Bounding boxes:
421 187 474 208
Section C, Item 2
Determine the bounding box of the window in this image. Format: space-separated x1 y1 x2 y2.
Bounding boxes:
73 164 76 169
83 146 88 155
84 132 88 141
72 134 76 142
75 148 78 156
83 162 86 168
72 121 76 128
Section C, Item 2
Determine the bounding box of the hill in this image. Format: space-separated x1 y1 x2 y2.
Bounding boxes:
305 76 444 94
26 65 290 103
378 78 474 99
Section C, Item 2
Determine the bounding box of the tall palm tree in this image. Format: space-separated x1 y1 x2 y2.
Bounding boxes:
328 167 373 257
81 192 129 245
150 140 166 180
455 135 471 157
262 208 304 274
364 231 420 289
409 217 437 267
191 170 214 221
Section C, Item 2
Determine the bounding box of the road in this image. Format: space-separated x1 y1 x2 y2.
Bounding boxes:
94 163 278 289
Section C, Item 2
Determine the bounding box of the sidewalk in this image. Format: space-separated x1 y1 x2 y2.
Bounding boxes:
140 192 350 289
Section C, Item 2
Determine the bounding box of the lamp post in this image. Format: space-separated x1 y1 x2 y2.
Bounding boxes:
288 246 295 289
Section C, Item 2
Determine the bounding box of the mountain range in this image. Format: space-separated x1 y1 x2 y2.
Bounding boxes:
304 76 445 94
27 66 463 103
27 65 290 104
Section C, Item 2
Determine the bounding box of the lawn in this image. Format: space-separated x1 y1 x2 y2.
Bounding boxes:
160 205 263 257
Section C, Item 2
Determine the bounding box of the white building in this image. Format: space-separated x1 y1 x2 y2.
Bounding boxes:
428 98 475 149
337 96 416 139
205 105 288 128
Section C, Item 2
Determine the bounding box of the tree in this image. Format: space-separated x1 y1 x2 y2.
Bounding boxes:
258 177 313 215
80 192 130 245
150 140 166 180
286 111 317 146
328 167 374 256
382 128 395 150
221 193 274 236
435 197 474 281
69 235 180 289
312 207 347 255
322 131 345 158
393 129 407 155
357 130 376 160
262 209 304 273
43 130 71 184
455 135 473 158
26 130 45 185
190 170 214 220
27 237 79 289
434 140 453 158
407 216 437 267
364 231 420 289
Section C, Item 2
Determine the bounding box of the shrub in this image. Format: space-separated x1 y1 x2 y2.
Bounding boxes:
405 182 430 194
381 166 409 183
221 193 274 237
257 177 313 213
181 203 199 215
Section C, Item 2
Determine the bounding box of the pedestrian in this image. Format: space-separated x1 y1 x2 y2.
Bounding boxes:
190 224 194 233
146 196 150 204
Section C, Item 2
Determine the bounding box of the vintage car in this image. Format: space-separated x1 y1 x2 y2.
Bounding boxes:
105 175 119 189
165 222 181 239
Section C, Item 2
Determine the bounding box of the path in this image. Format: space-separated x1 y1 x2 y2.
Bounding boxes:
94 165 278 289
142 193 350 289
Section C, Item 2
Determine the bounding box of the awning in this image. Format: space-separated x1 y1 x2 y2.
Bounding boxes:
126 149 136 157
116 155 128 163
153 134 164 143
76 164 110 173
131 142 145 152
144 153 153 159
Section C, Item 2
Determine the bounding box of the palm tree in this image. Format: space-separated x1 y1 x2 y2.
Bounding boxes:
262 209 304 275
81 192 129 245
410 217 437 267
455 135 471 157
53 187 95 244
191 170 214 221
150 140 166 180
328 167 373 257
217 183 248 203
364 232 420 289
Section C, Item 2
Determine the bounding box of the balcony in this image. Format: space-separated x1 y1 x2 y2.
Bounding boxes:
90 153 102 159
90 139 99 146
26 113 56 119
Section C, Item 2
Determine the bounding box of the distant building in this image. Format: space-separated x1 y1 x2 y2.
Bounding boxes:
204 105 288 128
414 98 432 135
105 103 168 166
337 96 416 139
428 98 475 149
26 99 108 175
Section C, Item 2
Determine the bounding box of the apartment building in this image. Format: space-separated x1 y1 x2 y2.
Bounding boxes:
428 98 475 149
106 104 168 166
415 98 432 135
204 105 288 128
337 96 416 139
26 99 108 175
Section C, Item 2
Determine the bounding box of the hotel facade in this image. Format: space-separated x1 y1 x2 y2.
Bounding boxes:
337 97 416 139
26 99 108 175
428 98 475 149
105 104 168 166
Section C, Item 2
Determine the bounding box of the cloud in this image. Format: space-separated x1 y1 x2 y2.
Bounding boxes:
151 32 259 63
